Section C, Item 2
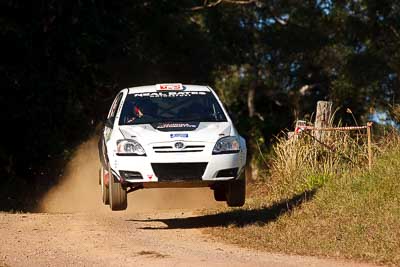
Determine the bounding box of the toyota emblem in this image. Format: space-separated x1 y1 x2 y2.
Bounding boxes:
174 142 185 149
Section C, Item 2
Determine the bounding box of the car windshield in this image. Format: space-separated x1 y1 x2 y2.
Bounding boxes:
119 91 227 125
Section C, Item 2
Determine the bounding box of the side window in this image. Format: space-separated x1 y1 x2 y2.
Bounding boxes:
107 93 123 119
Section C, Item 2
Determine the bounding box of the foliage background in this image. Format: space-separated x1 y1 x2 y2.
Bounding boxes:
0 0 399 209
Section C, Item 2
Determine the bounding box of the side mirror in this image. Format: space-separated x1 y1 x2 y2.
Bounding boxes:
105 117 114 128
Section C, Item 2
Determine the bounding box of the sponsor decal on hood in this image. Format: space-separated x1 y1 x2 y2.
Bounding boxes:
170 133 189 138
151 122 199 132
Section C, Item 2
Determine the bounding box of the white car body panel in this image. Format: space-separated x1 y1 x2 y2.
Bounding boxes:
102 84 247 187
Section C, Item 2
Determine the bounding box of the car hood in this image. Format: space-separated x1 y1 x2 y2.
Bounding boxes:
118 122 231 145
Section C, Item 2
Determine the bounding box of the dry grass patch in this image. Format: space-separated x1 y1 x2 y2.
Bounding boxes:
203 128 400 266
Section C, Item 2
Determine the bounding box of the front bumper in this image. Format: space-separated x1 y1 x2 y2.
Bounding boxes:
109 151 244 184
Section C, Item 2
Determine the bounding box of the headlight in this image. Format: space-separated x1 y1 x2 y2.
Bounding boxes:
212 136 240 155
116 139 146 156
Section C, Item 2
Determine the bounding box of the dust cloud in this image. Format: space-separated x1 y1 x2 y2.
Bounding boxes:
39 136 220 213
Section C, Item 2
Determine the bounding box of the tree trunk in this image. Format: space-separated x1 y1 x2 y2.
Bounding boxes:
245 85 258 182
247 86 255 118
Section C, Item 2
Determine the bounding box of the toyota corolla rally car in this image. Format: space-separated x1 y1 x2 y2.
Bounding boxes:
98 83 247 210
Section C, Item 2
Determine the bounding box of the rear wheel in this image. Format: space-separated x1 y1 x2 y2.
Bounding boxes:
100 166 109 205
108 167 127 211
226 173 246 207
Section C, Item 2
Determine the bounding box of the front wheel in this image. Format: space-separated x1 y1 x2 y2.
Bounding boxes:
226 173 246 207
108 167 127 211
213 187 227 201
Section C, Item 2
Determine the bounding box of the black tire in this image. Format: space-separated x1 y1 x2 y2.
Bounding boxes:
108 167 127 211
226 174 246 207
213 187 227 201
100 166 109 205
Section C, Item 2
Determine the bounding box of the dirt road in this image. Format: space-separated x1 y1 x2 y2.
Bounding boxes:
0 209 378 267
0 138 377 267
0 209 378 266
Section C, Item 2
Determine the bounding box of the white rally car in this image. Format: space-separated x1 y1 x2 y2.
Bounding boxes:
98 84 247 210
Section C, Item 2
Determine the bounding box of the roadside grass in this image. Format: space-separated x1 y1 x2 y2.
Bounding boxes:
203 128 400 266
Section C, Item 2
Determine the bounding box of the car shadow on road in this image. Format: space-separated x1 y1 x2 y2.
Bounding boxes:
127 189 316 230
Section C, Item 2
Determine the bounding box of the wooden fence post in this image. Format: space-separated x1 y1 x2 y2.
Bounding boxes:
367 122 373 170
314 101 333 141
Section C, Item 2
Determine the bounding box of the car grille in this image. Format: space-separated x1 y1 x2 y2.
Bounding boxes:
151 162 208 181
152 145 205 153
